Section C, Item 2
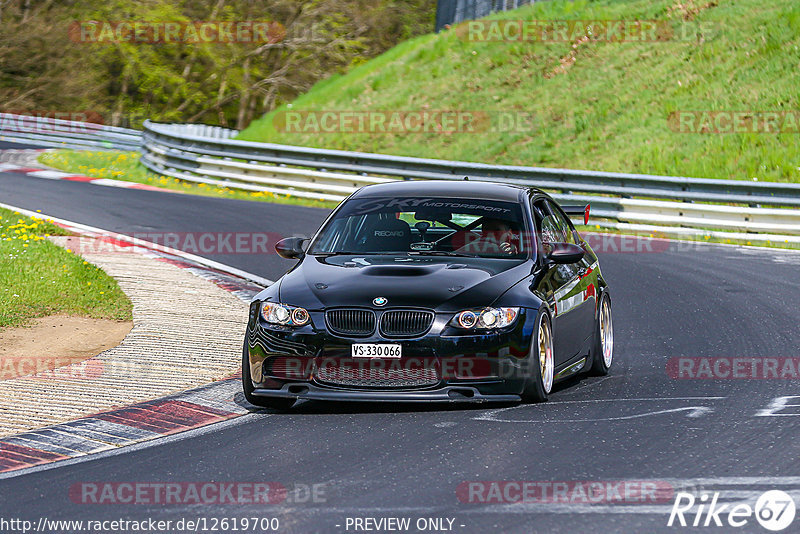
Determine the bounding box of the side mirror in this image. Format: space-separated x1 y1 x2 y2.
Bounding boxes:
547 242 585 264
275 237 306 260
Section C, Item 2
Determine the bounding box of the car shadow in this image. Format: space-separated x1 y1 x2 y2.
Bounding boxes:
233 371 610 415
233 391 517 415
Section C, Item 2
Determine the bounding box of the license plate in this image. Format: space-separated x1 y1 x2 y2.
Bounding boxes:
351 343 402 359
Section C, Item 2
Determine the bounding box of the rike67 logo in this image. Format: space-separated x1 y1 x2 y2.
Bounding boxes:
668 490 796 531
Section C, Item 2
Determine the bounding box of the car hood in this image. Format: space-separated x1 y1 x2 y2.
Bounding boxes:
277 255 531 311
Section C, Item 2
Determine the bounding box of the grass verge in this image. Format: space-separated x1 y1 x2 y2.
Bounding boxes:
0 207 132 328
38 150 338 210
238 0 800 183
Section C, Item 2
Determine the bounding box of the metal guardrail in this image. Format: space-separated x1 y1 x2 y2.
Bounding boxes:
140 121 397 202
436 0 534 32
139 121 800 242
0 113 141 151
142 121 800 207
1 114 798 243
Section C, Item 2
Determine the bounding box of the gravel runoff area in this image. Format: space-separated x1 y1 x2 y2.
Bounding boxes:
0 235 248 437
0 148 48 167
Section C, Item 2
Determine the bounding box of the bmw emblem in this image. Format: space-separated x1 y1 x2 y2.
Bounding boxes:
373 297 388 307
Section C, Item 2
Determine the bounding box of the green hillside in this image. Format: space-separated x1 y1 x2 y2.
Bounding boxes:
238 0 800 183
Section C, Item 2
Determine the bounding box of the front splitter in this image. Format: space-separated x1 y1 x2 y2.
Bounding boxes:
252 383 521 403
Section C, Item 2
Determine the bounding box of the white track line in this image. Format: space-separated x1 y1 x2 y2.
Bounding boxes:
0 411 267 480
0 201 273 286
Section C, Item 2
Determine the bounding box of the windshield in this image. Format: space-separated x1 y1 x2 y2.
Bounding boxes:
309 196 528 259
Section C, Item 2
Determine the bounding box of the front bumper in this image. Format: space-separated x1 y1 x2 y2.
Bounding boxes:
251 383 520 403
244 305 537 402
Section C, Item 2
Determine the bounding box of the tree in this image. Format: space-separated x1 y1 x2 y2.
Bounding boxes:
0 0 435 128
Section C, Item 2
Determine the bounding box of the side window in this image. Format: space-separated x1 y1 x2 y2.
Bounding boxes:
533 199 567 245
545 200 576 245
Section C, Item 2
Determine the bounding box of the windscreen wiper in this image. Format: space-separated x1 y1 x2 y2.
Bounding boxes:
408 251 479 258
313 251 405 257
311 251 359 257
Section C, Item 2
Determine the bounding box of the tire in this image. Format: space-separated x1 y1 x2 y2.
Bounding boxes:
242 342 296 410
588 293 613 376
521 310 555 403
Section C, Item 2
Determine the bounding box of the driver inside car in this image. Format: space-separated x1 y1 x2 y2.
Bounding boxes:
455 218 519 255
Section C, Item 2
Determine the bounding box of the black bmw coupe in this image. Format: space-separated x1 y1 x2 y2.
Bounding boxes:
243 180 613 408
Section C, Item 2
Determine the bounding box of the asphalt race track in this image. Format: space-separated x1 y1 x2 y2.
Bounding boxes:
0 163 328 282
2 162 800 533
0 140 45 150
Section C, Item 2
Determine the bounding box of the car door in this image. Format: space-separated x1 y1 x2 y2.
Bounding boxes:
544 199 597 355
532 198 589 364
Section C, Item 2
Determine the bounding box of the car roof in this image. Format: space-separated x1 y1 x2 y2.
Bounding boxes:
351 179 545 202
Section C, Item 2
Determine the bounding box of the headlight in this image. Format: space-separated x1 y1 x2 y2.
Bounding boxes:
261 302 310 327
450 307 519 330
